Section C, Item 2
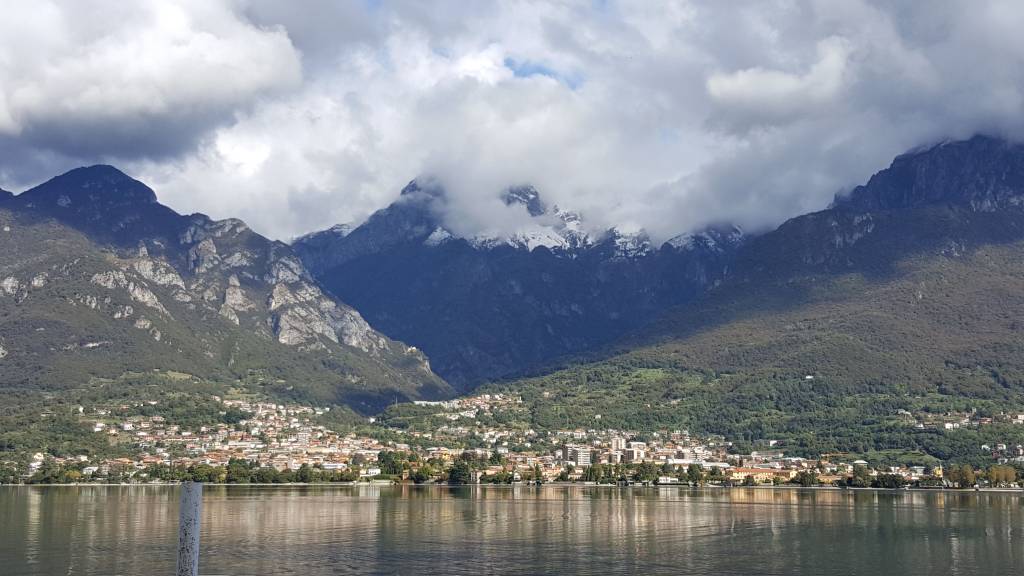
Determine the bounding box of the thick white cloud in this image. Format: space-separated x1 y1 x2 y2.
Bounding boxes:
706 36 852 128
3 0 1024 241
0 0 301 169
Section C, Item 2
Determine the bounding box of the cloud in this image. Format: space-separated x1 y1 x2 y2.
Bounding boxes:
0 0 301 179
3 0 1024 241
706 36 851 130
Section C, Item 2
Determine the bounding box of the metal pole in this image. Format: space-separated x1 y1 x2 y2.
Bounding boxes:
176 481 202 576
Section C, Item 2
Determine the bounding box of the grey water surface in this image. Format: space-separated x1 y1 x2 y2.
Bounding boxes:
1 485 1021 575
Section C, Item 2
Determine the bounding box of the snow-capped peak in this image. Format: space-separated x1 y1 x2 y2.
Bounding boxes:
293 222 354 245
466 195 598 252
424 227 453 246
308 179 743 261
507 226 574 251
665 226 745 252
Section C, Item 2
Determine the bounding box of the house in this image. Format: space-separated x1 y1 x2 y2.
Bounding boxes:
728 467 796 483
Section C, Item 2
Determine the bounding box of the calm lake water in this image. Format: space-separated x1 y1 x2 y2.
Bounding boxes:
1 485 1022 575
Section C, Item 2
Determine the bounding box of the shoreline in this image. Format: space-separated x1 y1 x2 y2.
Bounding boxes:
3 482 1022 493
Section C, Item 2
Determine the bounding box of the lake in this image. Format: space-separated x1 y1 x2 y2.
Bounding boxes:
1 485 1021 575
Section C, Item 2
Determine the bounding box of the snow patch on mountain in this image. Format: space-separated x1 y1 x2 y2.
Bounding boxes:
424 227 453 246
666 226 745 253
301 180 744 261
609 230 654 259
464 191 603 252
328 223 353 237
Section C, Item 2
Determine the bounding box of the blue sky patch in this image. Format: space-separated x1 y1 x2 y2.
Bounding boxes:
504 58 583 89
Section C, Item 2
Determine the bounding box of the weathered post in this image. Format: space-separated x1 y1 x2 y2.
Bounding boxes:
176 481 203 576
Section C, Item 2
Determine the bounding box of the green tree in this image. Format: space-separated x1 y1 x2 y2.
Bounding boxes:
686 463 704 486
633 462 660 483
0 463 21 484
946 465 962 487
410 468 432 484
792 471 819 487
447 460 473 485
27 459 61 484
986 465 1017 487
848 465 871 488
959 464 976 488
378 451 407 475
225 459 254 483
187 464 223 483
706 467 726 484
871 474 905 489
253 466 281 483
107 464 130 484
581 465 603 482
296 463 316 483
338 468 360 482
484 471 514 484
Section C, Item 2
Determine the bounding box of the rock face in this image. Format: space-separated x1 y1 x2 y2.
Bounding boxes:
834 136 1024 213
731 135 1024 281
0 166 449 412
294 180 743 389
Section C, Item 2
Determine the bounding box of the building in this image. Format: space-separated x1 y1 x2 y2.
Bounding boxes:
624 448 645 463
562 445 593 467
728 467 797 483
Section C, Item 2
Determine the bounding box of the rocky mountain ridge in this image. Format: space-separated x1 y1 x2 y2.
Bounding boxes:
298 179 741 271
294 180 744 389
488 135 1024 457
0 166 449 412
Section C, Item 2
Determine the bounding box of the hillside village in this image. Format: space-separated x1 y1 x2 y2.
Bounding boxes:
5 393 1024 489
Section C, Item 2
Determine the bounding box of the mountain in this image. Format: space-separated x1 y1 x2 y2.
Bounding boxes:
484 136 1024 462
0 166 449 413
294 180 743 389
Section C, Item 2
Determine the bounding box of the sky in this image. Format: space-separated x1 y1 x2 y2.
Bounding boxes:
2 0 1024 241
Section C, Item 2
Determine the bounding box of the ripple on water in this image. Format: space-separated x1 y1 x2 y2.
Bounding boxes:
1 486 1022 576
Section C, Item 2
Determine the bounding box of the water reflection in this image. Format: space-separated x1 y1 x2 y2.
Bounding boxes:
0 486 1021 575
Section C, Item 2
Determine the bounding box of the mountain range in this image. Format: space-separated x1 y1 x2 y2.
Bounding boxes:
5 135 1024 461
0 166 448 414
294 179 743 388
472 136 1024 460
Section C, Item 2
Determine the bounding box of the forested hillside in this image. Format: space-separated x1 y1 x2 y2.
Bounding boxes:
489 137 1024 464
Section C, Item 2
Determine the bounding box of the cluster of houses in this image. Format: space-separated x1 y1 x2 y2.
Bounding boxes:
12 395 1022 486
908 409 1024 430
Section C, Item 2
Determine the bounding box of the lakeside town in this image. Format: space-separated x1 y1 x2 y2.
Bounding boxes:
3 394 1024 489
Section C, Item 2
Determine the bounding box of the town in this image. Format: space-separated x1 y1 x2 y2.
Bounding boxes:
2 394 1023 489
